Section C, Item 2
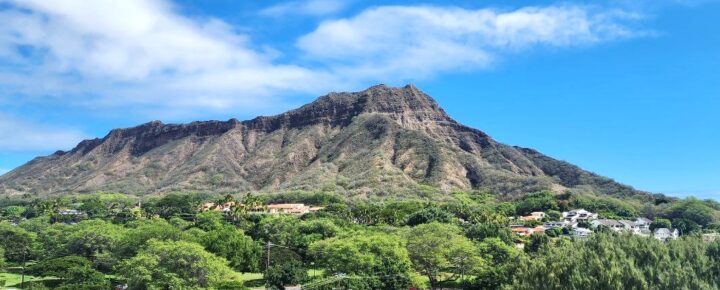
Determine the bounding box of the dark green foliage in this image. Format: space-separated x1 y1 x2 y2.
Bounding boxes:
510 234 720 290
672 218 700 234
651 218 673 231
662 198 716 227
0 222 35 262
114 218 185 258
514 191 558 216
569 194 639 218
473 237 521 289
526 233 549 253
29 256 110 289
2 191 720 290
405 205 455 226
146 192 210 218
202 224 262 273
310 233 413 290
406 222 481 287
117 239 235 289
265 259 307 290
464 221 513 244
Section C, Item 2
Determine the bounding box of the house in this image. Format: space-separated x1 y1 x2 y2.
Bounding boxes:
590 219 624 231
521 211 546 221
573 228 593 238
618 220 641 234
543 221 567 229
635 217 652 231
532 226 546 234
510 227 535 236
654 228 679 241
266 204 311 214
562 209 598 222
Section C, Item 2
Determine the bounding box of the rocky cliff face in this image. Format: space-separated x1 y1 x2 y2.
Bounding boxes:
0 84 643 198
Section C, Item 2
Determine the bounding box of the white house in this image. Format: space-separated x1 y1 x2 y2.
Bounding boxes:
654 228 679 241
635 217 652 232
562 209 598 222
618 220 642 234
591 219 624 231
573 228 593 238
543 221 567 229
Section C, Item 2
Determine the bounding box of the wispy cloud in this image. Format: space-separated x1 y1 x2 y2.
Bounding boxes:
0 113 87 151
298 5 645 81
0 0 338 116
260 0 350 17
0 1 644 119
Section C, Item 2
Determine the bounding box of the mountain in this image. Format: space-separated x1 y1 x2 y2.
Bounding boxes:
0 84 645 198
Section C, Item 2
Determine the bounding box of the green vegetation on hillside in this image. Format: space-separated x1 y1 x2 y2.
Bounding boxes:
0 190 719 289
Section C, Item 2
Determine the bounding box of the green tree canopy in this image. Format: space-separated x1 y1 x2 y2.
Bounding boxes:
310 232 414 289
405 222 482 287
0 221 36 262
118 239 235 289
202 224 262 273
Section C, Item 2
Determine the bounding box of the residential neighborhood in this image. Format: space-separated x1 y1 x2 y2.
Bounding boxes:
510 209 682 241
200 201 324 215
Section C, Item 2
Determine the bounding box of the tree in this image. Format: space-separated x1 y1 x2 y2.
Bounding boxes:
515 191 558 216
265 259 307 290
464 221 513 244
405 206 455 226
114 218 185 259
310 233 413 289
473 237 521 289
509 234 717 290
229 193 263 223
406 222 482 288
526 233 549 253
651 218 672 231
202 224 262 273
2 205 26 219
0 221 36 262
118 239 235 289
672 218 700 235
195 211 226 231
29 256 109 289
663 198 716 227
148 193 202 218
255 215 302 248
66 220 124 260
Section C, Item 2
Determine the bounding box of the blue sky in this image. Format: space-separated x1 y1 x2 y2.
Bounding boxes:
0 0 718 199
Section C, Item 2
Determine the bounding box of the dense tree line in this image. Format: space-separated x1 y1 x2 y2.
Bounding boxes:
0 190 719 289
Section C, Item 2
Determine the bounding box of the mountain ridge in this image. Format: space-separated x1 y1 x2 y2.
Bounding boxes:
0 84 645 199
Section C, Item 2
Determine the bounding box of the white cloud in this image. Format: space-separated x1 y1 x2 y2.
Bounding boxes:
0 168 8 175
298 5 644 80
0 114 87 151
0 1 644 119
260 0 349 17
0 0 338 115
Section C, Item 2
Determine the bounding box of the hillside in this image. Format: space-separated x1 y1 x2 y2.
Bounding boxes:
0 84 644 198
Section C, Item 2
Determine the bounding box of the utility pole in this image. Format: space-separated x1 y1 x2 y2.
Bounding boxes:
20 249 26 289
266 242 271 273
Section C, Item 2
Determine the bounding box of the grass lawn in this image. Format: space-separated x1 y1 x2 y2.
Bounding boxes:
0 272 59 287
233 269 324 290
